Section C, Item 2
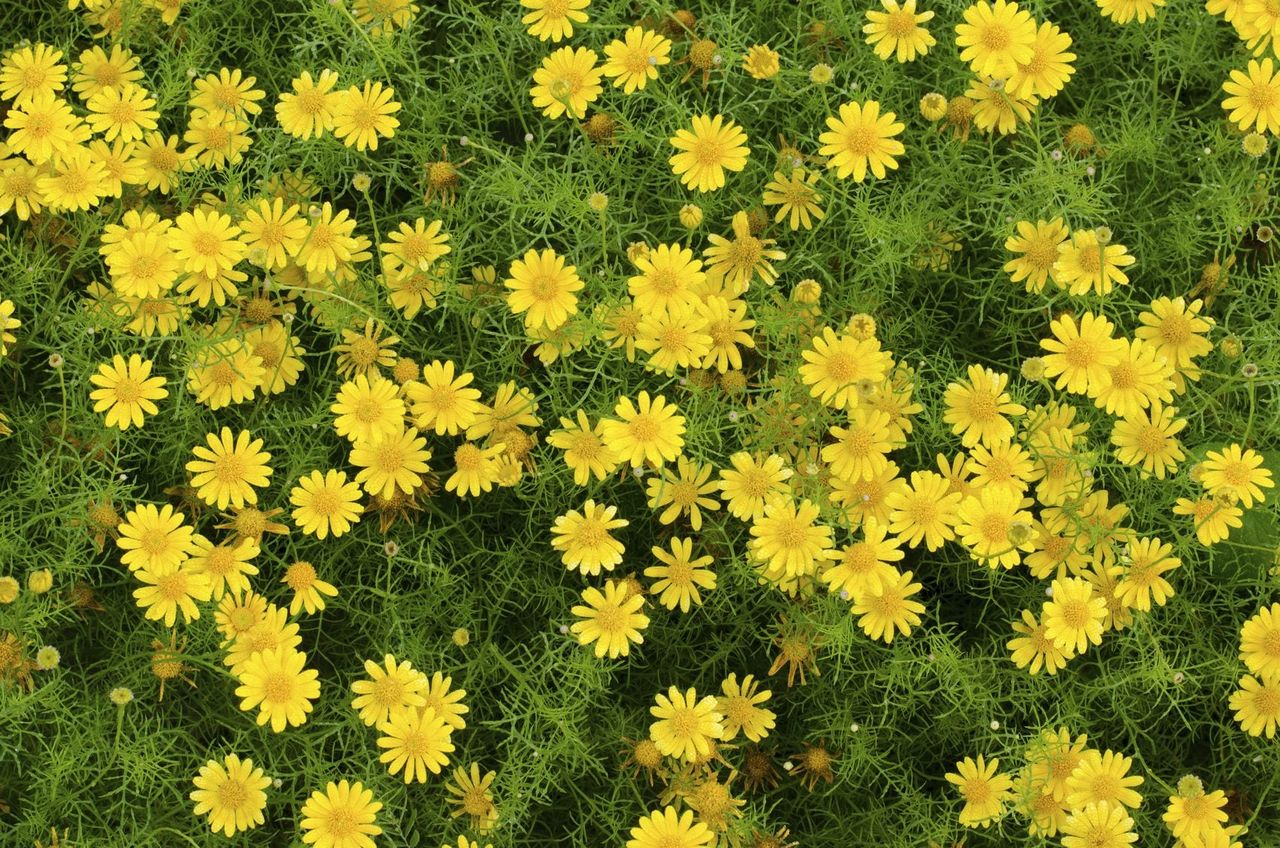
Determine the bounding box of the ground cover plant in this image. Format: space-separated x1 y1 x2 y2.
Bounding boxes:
0 0 1279 846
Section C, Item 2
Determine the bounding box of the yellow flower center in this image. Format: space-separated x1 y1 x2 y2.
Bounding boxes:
285 561 317 591
216 778 249 809
886 8 918 37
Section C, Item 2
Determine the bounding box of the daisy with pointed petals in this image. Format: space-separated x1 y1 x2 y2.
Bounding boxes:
1200 443 1273 508
699 295 756 372
799 326 892 409
377 706 455 783
743 44 781 79
969 76 1036 136
1054 229 1136 297
547 410 621 485
444 763 499 832
626 806 714 848
1110 402 1186 479
133 561 212 626
240 198 308 270
551 499 628 575
718 452 792 521
946 755 1013 828
669 114 751 192
298 202 360 276
530 46 602 120
0 43 66 104
818 99 905 182
1061 802 1137 848
1008 608 1075 675
290 470 362 539
504 247 583 330
1040 311 1124 394
406 360 484 436
235 647 320 732
351 427 432 499
1003 220 1064 290
73 44 144 100
851 568 925 642
1163 783 1229 846
521 0 590 41
446 442 505 498
883 470 961 550
89 354 167 430
1135 296 1214 391
762 168 825 230
190 754 271 837
189 535 260 601
823 520 903 599
863 0 936 63
749 497 837 580
645 537 717 612
421 672 469 731
1240 602 1280 678
944 364 1025 448
1008 21 1076 100
600 391 686 467
1115 536 1179 611
381 217 450 273
1 93 81 165
645 456 719 530
351 654 428 727
603 26 671 93
1229 674 1280 738
1043 576 1107 654
955 0 1037 79
956 488 1034 569
571 579 650 658
822 407 896 482
186 428 273 510
191 67 265 116
117 503 196 573
702 210 785 293
300 780 383 848
715 673 775 742
1066 751 1145 810
332 374 404 445
276 69 341 139
628 243 704 316
649 686 724 762
85 83 157 143
172 208 247 279
40 146 109 212
1173 496 1242 546
332 81 401 151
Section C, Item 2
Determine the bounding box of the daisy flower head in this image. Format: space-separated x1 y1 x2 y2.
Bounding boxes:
1066 751 1145 810
851 568 926 643
1061 801 1138 848
645 536 717 612
530 46 602 120
276 69 341 139
0 43 66 104
377 705 455 783
799 326 891 410
117 502 197 573
743 44 781 79
600 391 686 468
551 499 628 575
547 409 622 485
1240 602 1280 678
190 754 271 837
749 496 837 581
715 673 775 742
290 469 363 539
1007 21 1077 101
602 27 671 93
945 755 1013 828
406 359 484 436
1173 495 1243 546
445 442 505 498
72 45 143 100
85 83 157 143
570 579 650 658
702 210 786 293
1008 608 1076 675
649 686 724 762
1110 401 1186 479
1229 674 1280 738
626 806 714 848
762 168 825 230
943 364 1025 448
1087 337 1174 419
132 561 212 627
1039 311 1124 395
863 0 937 63
186 428 273 510
89 354 168 430
299 780 383 848
955 0 1037 79
1042 576 1108 654
718 452 792 522
669 114 751 193
350 654 428 727
350 427 432 499
817 99 905 182
1134 296 1214 390
504 247 583 331
332 81 401 151
521 0 590 42
628 242 704 316
234 646 321 732
1054 228 1136 297
1199 443 1273 508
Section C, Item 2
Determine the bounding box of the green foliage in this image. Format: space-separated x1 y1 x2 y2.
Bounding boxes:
0 0 1279 847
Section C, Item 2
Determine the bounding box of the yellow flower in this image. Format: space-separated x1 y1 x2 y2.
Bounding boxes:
521 0 590 42
350 427 432 499
117 503 197 573
715 673 775 742
645 537 717 612
85 83 158 142
190 67 265 116
1172 496 1242 546
1004 217 1068 292
1007 608 1075 675
445 442 505 498
717 452 792 522
602 27 671 92
234 646 321 732
668 114 751 193
290 470 363 539
547 409 622 485
444 763 499 833
749 496 837 581
1042 576 1107 654
530 46 602 120
133 561 212 627
600 391 686 467
1200 443 1273 508
850 568 925 642
186 428 273 510
702 210 786 293
570 579 650 658
627 243 704 316
332 81 401 151
626 807 714 848
0 43 67 104
504 247 583 330
190 754 271 837
1061 802 1138 848
1096 0 1166 23
1066 750 1145 810
1229 674 1280 738
649 686 724 761
406 359 484 435
550 499 628 575
1007 21 1076 100
171 207 247 279
276 69 341 139
350 654 428 727
73 45 143 100
799 326 891 410
742 44 781 79
942 364 1025 448
945 754 1013 828
955 0 1037 78
240 198 308 270
762 168 825 230
377 706 455 783
89 354 168 430
299 780 383 848
863 0 936 63
1040 311 1124 395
